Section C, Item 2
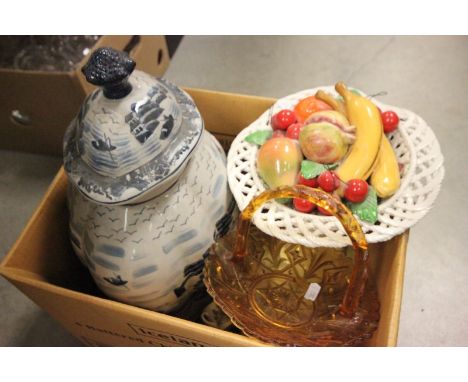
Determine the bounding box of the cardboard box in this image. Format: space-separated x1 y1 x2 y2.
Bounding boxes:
0 88 408 346
0 35 170 156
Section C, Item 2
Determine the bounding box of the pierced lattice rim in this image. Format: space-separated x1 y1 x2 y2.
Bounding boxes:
227 86 445 247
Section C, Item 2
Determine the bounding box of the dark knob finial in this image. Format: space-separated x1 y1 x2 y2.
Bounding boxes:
82 47 136 99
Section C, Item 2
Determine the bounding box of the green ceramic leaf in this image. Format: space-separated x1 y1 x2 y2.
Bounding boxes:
245 130 272 145
300 160 338 179
348 186 378 224
301 160 326 179
326 162 339 170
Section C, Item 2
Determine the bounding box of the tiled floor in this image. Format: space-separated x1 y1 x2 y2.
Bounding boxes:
1 36 467 346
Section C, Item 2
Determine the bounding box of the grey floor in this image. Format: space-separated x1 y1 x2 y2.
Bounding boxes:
1 36 467 346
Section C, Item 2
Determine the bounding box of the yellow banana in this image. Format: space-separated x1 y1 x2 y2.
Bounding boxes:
315 90 347 117
335 82 383 182
371 136 401 198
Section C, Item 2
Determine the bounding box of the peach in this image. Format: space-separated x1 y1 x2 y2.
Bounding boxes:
299 122 348 164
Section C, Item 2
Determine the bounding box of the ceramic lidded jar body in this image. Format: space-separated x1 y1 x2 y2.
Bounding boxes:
64 48 232 312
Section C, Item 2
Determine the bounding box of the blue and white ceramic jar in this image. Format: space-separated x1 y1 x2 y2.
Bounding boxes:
64 48 232 312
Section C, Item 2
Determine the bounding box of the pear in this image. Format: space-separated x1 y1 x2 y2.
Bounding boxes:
257 137 303 188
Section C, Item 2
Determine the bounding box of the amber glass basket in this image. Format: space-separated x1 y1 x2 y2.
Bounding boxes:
204 185 380 346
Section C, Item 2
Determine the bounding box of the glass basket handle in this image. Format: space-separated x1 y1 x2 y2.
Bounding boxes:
232 185 370 318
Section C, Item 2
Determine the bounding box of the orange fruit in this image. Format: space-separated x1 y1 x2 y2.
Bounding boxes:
294 96 333 122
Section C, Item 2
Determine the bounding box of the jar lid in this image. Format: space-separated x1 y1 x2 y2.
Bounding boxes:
64 47 203 205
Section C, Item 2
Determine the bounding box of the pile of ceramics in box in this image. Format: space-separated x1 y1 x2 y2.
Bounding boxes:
63 48 444 346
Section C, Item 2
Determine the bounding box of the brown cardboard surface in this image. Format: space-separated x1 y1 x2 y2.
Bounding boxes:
3 268 263 347
0 88 407 346
0 35 170 156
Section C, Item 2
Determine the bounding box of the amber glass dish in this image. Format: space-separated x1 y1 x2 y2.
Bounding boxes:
204 185 380 346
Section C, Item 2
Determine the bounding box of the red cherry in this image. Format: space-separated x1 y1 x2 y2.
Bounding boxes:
381 110 399 134
317 205 332 216
331 172 340 186
318 171 339 193
293 198 315 213
298 174 318 188
344 179 369 203
286 122 304 140
271 109 297 130
271 129 286 138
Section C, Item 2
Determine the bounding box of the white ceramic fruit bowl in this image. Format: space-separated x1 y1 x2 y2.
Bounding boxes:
227 86 445 247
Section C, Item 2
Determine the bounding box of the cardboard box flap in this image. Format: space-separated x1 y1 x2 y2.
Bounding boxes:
184 87 275 137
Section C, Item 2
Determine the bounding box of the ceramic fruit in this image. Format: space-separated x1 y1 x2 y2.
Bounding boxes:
294 96 333 122
334 82 383 182
272 130 286 138
247 83 404 224
381 110 399 133
299 122 348 164
257 137 303 188
318 170 340 192
314 89 348 116
293 197 315 212
64 48 233 313
286 122 304 140
271 109 297 130
344 179 369 203
305 110 355 143
297 174 318 188
370 136 400 198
